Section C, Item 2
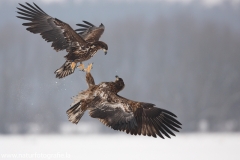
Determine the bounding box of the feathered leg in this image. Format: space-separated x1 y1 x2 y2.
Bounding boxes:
84 63 95 87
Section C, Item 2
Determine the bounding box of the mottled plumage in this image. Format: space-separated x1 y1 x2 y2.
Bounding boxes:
16 3 108 78
67 64 182 138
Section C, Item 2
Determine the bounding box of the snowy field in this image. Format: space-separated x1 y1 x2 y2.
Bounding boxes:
1 133 239 160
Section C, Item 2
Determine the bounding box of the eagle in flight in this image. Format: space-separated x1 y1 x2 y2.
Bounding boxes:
67 64 182 138
16 3 108 78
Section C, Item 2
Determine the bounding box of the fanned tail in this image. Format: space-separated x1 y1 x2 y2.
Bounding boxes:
54 61 76 79
66 102 85 124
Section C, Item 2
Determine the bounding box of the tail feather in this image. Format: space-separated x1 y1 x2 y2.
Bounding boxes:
54 61 76 79
66 102 85 124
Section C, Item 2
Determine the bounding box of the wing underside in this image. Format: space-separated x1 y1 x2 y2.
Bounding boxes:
89 94 182 138
89 99 138 131
17 2 86 51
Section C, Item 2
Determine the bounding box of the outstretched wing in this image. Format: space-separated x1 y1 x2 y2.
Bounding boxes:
89 95 138 132
89 94 182 138
130 102 182 138
16 2 87 52
75 21 105 43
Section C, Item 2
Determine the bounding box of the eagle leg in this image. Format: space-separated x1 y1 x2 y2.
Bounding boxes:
84 63 95 87
78 62 85 71
70 62 77 72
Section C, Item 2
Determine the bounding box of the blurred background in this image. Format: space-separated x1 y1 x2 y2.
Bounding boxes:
1 0 240 159
1 0 240 135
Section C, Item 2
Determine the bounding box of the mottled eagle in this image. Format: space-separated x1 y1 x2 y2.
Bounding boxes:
67 64 182 138
16 3 108 78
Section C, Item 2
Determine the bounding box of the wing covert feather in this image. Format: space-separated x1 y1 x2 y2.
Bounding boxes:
75 21 105 43
89 96 137 131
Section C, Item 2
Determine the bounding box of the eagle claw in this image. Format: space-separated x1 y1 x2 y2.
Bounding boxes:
78 63 85 71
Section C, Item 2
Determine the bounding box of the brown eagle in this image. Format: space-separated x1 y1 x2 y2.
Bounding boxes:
67 64 182 138
16 3 108 78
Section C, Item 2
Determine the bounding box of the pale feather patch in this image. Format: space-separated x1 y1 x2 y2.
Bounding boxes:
100 83 107 88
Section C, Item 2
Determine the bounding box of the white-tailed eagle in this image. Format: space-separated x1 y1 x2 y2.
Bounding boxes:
16 3 108 78
67 64 182 138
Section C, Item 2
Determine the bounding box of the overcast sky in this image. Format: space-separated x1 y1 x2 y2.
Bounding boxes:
3 0 240 7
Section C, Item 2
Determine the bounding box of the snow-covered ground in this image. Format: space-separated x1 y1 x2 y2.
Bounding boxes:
1 133 239 160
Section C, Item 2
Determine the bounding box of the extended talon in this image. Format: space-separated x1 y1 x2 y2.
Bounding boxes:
84 63 93 73
78 63 85 71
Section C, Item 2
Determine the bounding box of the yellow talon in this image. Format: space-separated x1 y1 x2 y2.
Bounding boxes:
84 63 93 73
78 63 85 71
87 63 93 72
71 62 76 72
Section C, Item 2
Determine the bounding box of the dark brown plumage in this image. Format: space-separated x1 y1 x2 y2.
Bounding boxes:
16 3 108 78
67 64 182 138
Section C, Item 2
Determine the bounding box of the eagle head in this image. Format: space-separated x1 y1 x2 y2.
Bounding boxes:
102 43 108 55
115 75 125 92
94 41 108 55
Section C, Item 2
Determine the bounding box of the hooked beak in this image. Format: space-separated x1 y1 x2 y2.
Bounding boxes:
103 49 107 55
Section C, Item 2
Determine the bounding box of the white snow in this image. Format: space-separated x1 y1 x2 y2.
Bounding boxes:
0 133 239 160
